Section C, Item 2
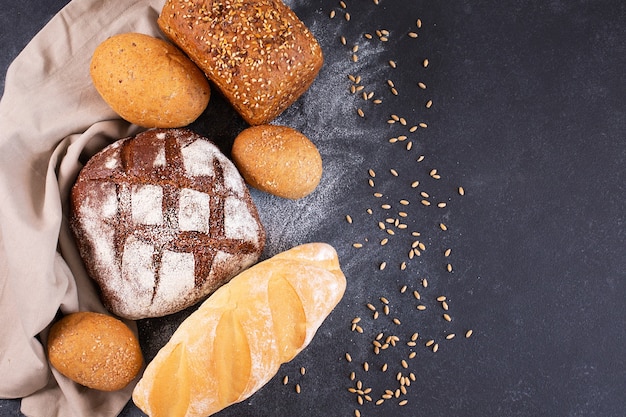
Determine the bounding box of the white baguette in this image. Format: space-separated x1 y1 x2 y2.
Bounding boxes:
132 242 346 417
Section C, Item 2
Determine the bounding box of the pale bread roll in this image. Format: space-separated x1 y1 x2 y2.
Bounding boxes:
132 242 346 417
90 33 210 128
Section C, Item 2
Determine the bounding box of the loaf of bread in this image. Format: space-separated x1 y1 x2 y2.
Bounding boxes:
70 128 265 319
157 0 324 125
132 242 346 417
47 312 143 392
90 33 210 128
232 125 323 199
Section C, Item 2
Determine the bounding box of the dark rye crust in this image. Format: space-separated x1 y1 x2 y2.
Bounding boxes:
157 0 324 125
70 128 265 319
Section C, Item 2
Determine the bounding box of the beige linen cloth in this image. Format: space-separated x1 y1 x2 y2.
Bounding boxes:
0 0 169 416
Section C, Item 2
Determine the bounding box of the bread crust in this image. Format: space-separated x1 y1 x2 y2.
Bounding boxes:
232 125 323 199
157 0 324 125
47 312 143 392
90 33 210 128
70 128 265 319
132 242 346 417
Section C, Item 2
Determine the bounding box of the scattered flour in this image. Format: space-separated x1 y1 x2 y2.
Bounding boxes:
252 5 398 258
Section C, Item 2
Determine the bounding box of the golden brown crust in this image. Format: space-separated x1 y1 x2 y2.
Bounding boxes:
232 125 322 199
90 33 210 128
157 0 323 125
132 243 346 417
47 312 143 392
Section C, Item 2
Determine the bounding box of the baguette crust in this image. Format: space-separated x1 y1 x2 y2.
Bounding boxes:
132 243 346 417
157 0 324 125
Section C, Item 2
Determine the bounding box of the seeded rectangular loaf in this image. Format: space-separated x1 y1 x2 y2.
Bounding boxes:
157 0 324 125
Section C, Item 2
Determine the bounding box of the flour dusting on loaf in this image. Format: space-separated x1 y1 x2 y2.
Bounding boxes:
71 128 265 319
132 243 346 417
157 0 324 125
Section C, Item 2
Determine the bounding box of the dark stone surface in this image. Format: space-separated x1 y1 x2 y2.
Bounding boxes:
1 1 625 416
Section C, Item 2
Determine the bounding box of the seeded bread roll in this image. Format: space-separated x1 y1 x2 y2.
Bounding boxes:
47 312 143 392
70 128 265 319
157 0 324 125
232 125 322 199
133 243 346 417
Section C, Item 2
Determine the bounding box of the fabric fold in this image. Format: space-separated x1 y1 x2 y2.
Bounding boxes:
0 0 167 416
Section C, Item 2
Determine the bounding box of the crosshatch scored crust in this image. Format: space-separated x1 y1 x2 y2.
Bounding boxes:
157 0 324 125
70 128 265 320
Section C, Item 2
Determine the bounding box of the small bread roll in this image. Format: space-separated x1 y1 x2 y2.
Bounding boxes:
232 125 323 199
90 32 210 128
47 312 143 392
